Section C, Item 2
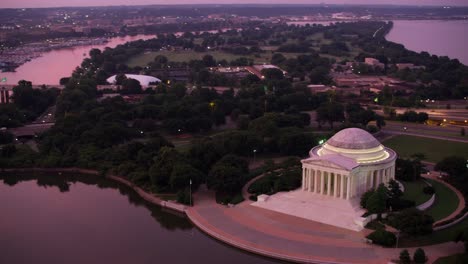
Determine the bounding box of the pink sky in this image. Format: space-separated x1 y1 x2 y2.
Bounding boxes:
0 0 467 8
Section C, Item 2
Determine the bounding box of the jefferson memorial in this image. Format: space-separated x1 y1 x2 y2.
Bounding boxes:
253 128 397 231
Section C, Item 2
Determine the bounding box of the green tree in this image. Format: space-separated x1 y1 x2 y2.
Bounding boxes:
366 228 396 247
149 147 180 190
360 189 375 209
0 131 14 145
399 249 411 264
435 156 467 178
388 209 434 236
316 102 345 129
366 184 388 218
207 165 244 193
170 83 187 98
169 163 203 190
261 68 284 80
413 248 427 264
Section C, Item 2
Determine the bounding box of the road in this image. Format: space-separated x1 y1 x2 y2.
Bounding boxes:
382 121 468 143
9 123 54 137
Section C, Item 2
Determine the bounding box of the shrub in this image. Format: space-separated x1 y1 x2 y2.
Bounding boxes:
177 188 192 205
423 186 435 195
230 193 245 204
366 228 396 247
413 248 427 263
361 189 375 209
387 209 434 236
399 249 411 264
389 198 415 211
365 220 385 230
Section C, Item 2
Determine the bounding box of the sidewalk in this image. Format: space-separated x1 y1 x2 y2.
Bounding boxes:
186 189 465 264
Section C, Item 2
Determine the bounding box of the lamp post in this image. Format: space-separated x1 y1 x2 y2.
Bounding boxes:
189 178 192 206
253 149 257 166
396 230 400 248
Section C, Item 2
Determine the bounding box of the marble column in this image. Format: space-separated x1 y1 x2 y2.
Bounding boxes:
302 168 307 191
341 174 345 199
327 172 332 196
315 170 319 194
320 171 325 195
334 174 339 198
309 169 314 192
346 175 350 200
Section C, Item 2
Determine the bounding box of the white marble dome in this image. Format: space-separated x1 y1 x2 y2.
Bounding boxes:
311 128 394 164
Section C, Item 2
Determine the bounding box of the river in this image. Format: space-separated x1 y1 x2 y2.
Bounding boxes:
2 20 467 86
0 173 280 264
386 20 468 65
0 35 156 86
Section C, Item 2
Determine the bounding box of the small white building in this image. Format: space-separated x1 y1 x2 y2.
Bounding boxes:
106 74 161 87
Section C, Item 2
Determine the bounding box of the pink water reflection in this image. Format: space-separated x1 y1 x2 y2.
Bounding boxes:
1 35 155 86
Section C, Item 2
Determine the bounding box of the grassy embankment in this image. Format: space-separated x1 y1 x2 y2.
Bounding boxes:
383 135 468 163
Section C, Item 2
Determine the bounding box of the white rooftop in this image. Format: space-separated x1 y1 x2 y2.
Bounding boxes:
106 74 161 87
326 128 380 150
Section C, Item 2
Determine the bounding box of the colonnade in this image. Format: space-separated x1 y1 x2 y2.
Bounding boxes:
0 89 11 104
302 165 395 200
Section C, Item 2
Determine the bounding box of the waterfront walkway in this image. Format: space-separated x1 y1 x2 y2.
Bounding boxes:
186 189 464 264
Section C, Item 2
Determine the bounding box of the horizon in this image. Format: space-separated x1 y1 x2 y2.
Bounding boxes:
1 1 468 9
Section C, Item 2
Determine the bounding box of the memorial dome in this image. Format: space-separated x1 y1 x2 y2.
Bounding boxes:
326 128 380 149
312 128 393 164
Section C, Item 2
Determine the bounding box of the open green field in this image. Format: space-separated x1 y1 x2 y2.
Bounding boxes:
401 179 432 206
424 179 459 222
383 135 468 163
126 50 282 67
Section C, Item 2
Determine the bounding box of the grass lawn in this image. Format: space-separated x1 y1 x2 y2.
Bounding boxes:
383 135 468 163
401 179 432 206
126 50 275 67
398 216 468 247
424 179 460 222
434 253 468 264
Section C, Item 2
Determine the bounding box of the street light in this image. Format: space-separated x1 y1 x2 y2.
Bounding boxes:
395 230 400 248
253 149 257 165
189 178 192 206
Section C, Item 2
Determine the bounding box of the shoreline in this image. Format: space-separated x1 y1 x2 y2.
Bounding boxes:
0 167 187 214
2 167 466 263
385 20 468 65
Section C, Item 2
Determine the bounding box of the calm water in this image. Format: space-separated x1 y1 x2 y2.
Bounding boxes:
0 173 280 264
386 20 468 65
1 35 156 86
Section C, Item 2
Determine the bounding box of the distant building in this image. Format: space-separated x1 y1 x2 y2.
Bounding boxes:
0 87 12 104
395 63 426 71
106 74 161 87
364 58 385 69
307 84 332 93
151 68 191 82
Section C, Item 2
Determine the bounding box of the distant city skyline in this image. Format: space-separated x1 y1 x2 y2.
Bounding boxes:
1 0 468 9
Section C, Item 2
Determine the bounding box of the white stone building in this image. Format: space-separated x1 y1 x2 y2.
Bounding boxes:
301 128 397 200
253 128 397 231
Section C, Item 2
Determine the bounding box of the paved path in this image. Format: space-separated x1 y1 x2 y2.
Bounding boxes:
424 174 466 225
186 189 464 264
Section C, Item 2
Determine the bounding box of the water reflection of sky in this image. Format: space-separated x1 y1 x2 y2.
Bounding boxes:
386 20 468 65
0 35 156 86
0 174 281 264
